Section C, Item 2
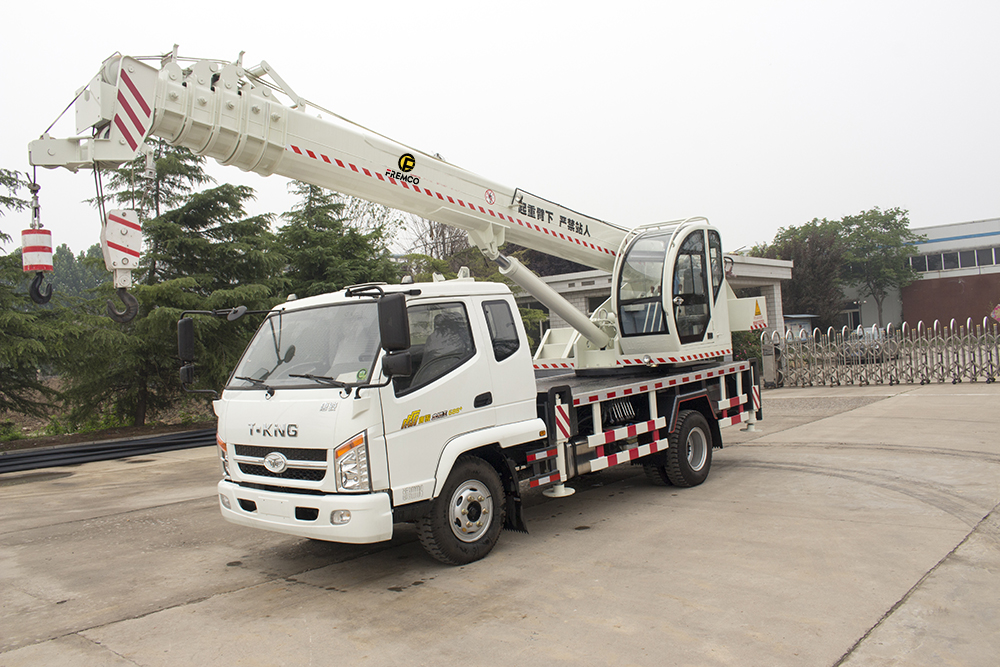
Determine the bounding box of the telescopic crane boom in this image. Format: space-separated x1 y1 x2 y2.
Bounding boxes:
29 49 766 369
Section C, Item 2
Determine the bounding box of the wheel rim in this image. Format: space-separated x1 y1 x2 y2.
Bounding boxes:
686 427 708 471
448 479 494 542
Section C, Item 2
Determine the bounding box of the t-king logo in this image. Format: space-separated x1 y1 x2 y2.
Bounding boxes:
248 423 299 437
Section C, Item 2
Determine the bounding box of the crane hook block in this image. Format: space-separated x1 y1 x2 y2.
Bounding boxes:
101 210 142 288
22 228 54 305
28 272 53 305
22 228 53 273
107 288 139 323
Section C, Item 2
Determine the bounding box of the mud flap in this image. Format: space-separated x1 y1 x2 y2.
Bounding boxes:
501 455 528 534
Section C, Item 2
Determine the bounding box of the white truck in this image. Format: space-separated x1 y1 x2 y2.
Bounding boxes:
29 49 767 564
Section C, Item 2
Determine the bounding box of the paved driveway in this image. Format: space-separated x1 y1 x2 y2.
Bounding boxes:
1 384 997 666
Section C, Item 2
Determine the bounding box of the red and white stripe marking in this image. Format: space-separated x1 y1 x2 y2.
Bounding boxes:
526 447 557 463
528 471 562 488
113 69 153 151
588 437 669 473
555 404 572 440
717 409 745 428
533 361 575 370
752 385 761 412
749 321 768 331
21 229 53 272
618 349 732 366
105 213 142 259
716 394 747 411
572 361 750 407
588 416 667 449
288 144 617 258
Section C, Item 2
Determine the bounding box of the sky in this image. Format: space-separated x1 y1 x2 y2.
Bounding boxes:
2 0 997 258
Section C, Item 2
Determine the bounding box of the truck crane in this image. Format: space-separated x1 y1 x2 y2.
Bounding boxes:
29 49 767 564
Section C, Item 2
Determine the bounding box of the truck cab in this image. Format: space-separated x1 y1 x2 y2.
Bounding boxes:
214 279 541 559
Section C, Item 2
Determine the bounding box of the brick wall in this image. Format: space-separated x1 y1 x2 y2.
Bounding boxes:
901 273 1000 326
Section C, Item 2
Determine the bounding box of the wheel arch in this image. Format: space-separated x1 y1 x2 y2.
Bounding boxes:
675 392 722 449
432 421 542 532
432 419 545 498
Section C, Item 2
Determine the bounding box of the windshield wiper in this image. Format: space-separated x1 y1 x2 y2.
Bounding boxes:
289 373 350 389
235 376 275 396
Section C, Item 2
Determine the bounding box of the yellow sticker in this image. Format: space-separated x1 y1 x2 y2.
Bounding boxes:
754 301 762 317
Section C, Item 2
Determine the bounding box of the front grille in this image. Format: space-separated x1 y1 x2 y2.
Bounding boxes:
234 445 327 461
237 463 326 482
232 444 329 482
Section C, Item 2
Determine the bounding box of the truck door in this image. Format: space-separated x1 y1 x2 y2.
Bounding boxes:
380 300 496 504
672 230 712 344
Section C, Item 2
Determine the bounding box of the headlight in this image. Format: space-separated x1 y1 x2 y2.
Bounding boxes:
217 433 231 479
334 432 371 493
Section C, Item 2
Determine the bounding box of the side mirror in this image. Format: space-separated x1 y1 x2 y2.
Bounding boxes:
179 364 195 385
178 317 195 362
382 350 412 378
378 293 410 352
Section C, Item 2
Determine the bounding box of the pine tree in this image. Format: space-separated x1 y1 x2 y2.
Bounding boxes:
0 168 63 417
91 139 215 285
278 181 398 296
60 154 284 426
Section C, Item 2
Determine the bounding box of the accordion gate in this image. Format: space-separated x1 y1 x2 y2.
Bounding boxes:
763 318 1000 387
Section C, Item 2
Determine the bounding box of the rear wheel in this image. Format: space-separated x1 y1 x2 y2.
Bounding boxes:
665 410 712 487
642 461 672 486
417 456 506 565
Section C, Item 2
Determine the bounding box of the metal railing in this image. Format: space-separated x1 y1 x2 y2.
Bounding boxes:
762 318 1000 387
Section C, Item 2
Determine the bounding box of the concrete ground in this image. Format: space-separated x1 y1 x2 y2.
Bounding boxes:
1 383 997 666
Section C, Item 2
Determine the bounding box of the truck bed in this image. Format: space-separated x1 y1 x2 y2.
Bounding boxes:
534 361 739 397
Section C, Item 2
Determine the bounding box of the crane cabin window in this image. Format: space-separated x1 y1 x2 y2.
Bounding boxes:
618 233 669 336
672 231 711 344
709 230 723 302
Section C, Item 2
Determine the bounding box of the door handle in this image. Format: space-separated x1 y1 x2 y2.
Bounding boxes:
474 392 492 408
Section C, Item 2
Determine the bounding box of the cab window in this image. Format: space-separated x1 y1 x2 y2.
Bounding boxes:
393 302 475 395
482 300 520 361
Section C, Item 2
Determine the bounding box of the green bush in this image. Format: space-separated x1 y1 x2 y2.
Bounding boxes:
0 421 23 442
732 330 762 363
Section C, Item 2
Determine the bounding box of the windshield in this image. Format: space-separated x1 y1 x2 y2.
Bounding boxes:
229 301 381 389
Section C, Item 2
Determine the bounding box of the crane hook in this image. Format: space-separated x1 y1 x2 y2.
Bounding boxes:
106 287 139 323
28 271 53 305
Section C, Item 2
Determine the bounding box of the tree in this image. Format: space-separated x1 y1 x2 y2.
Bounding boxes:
57 279 276 428
403 215 471 259
51 244 108 302
142 184 283 292
0 169 63 417
337 194 407 241
59 151 284 427
841 207 924 327
92 139 215 285
504 242 590 277
0 168 29 245
751 218 847 329
93 138 214 220
278 181 398 296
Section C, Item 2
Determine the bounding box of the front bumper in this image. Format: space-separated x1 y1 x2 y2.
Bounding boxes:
218 480 393 544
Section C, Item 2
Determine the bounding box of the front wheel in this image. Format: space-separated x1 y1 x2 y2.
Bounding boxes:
665 410 713 487
417 456 506 565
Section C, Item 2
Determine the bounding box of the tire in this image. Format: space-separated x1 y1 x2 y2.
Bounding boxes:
665 410 712 487
417 455 506 565
642 462 672 486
